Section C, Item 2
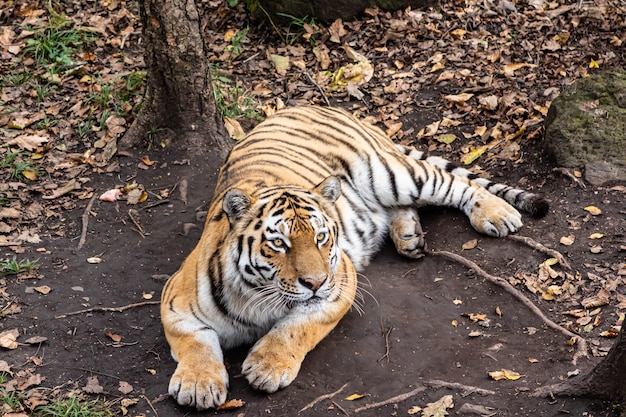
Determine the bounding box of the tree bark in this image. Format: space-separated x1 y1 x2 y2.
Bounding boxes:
534 328 626 402
119 0 231 156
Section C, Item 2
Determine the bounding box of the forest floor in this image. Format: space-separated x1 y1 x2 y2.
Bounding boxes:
1 0 626 416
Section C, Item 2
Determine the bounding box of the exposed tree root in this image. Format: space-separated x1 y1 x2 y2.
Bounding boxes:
299 382 348 413
55 301 160 319
507 235 572 271
431 250 588 365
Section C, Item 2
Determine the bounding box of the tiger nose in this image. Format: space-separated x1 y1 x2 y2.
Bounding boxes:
298 275 328 291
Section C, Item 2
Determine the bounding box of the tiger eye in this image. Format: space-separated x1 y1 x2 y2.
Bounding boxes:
316 232 327 242
273 239 284 247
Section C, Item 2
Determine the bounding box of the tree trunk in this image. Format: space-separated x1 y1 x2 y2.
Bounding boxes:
119 0 231 156
534 328 626 403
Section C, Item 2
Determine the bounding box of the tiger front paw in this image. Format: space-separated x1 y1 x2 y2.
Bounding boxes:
242 343 303 393
469 196 522 237
168 362 229 410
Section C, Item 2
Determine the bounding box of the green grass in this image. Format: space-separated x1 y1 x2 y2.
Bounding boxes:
0 256 39 276
276 13 321 45
210 65 262 121
35 395 112 417
225 27 249 57
0 148 39 181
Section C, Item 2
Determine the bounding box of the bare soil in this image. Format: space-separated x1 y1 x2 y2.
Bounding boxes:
2 130 625 417
2 1 626 416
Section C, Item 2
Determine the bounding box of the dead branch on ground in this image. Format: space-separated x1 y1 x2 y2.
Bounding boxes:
77 194 97 251
425 380 496 396
55 301 160 319
299 382 348 413
431 250 588 364
354 385 426 413
508 235 572 270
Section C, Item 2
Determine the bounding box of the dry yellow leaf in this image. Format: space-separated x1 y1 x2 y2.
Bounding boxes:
21 170 38 181
528 358 539 363
488 369 523 381
583 205 602 215
589 233 605 239
224 117 246 140
559 235 575 246
443 93 474 105
345 393 367 401
460 145 487 165
462 239 478 250
589 58 599 68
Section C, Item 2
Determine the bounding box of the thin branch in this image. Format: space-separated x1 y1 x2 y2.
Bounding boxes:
425 380 496 396
354 385 426 413
431 250 588 365
299 382 348 413
55 301 160 319
507 235 572 270
77 194 97 251
378 319 393 363
298 69 331 106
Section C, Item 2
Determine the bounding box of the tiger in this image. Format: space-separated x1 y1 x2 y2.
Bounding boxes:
160 105 548 410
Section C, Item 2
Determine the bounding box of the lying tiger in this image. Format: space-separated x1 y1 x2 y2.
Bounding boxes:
161 105 548 409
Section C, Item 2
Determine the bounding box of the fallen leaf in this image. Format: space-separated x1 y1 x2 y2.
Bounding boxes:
87 257 103 264
118 381 133 394
24 336 47 344
462 239 478 250
7 134 49 150
407 405 422 415
559 235 575 246
583 206 602 216
0 328 19 349
443 93 474 106
488 369 523 381
106 329 123 343
422 394 453 417
345 393 367 401
84 376 104 394
435 133 457 144
588 233 605 239
33 286 51 295
217 399 245 410
269 54 290 72
461 145 487 165
100 188 121 202
589 58 599 68
224 116 246 140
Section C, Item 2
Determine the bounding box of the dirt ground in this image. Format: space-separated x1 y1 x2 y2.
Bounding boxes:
2 1 626 416
2 134 625 416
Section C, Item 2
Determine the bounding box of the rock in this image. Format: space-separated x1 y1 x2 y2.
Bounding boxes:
544 69 626 186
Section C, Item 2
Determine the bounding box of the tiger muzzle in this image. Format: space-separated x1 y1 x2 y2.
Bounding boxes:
298 274 328 292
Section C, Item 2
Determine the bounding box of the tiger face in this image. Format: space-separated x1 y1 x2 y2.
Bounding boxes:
222 176 342 312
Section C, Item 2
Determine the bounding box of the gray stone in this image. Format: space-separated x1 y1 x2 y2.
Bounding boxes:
544 69 626 186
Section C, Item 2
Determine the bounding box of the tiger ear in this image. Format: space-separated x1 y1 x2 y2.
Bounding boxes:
223 189 251 223
314 176 341 203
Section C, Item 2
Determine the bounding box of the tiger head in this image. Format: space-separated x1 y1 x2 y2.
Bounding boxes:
221 176 342 311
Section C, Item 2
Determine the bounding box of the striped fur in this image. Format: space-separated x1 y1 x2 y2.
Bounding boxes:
161 106 548 409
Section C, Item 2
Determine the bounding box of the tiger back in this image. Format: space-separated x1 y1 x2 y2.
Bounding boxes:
160 105 548 410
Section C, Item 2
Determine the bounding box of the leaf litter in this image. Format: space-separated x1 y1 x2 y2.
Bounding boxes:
1 0 626 415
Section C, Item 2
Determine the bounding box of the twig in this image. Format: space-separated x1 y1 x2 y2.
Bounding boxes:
332 401 350 416
55 301 160 319
507 235 572 271
354 385 426 413
378 319 392 363
299 382 348 413
77 194 97 251
552 167 586 188
127 209 146 238
298 69 331 106
431 250 587 364
141 394 159 417
76 367 121 380
424 380 496 396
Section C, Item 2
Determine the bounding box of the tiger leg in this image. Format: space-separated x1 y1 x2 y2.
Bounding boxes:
379 148 523 237
389 207 426 259
161 251 229 410
241 253 357 392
